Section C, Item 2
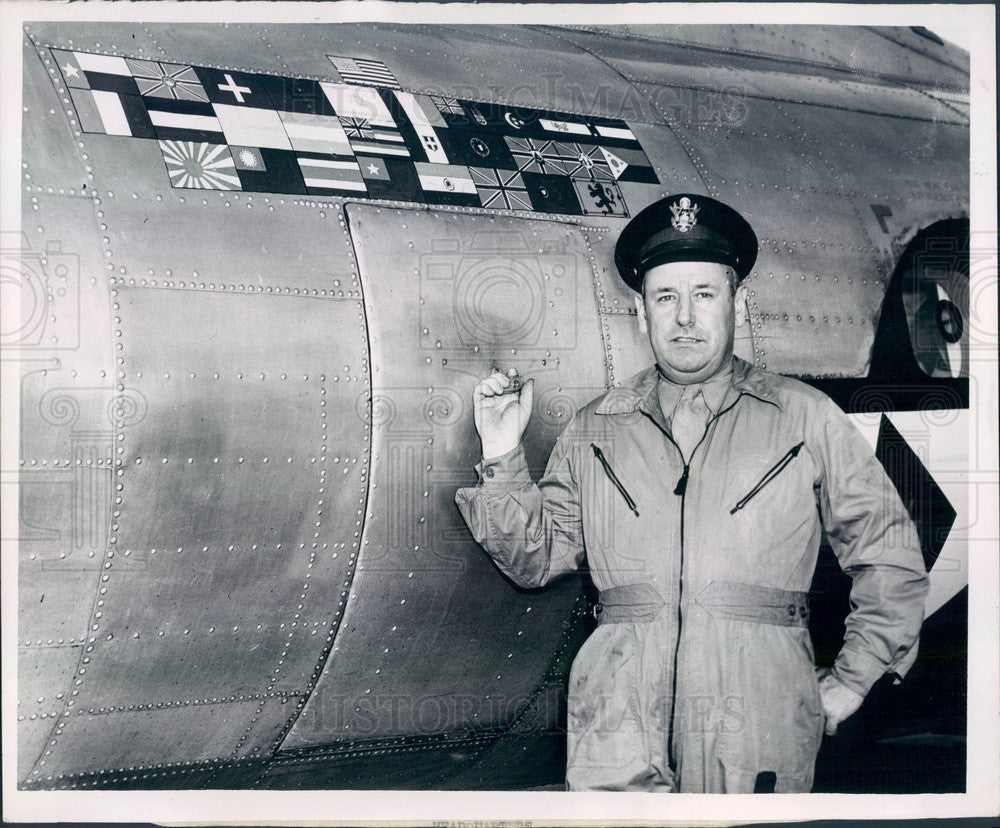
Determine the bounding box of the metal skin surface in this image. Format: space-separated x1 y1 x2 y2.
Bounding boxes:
15 22 969 790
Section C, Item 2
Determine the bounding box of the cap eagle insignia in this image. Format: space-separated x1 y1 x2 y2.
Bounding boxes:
670 197 699 233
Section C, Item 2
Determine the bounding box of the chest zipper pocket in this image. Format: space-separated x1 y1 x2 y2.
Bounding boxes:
591 443 639 518
730 441 806 515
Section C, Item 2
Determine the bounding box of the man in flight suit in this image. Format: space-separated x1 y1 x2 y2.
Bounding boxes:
455 194 928 792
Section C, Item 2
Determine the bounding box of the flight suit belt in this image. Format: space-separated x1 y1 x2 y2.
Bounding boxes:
594 581 810 627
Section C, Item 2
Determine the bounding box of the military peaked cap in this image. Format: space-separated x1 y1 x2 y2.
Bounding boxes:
614 193 758 292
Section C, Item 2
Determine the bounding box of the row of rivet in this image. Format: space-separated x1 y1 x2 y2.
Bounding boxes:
24 725 519 789
21 33 118 780
20 691 300 720
618 52 966 124
108 277 360 299
23 750 267 789
581 230 617 387
427 596 589 787
275 725 509 761
759 312 865 326
772 98 880 251
232 380 332 756
139 24 168 58
628 73 717 203
19 458 112 466
618 33 967 112
275 733 505 767
260 201 373 763
33 32 669 130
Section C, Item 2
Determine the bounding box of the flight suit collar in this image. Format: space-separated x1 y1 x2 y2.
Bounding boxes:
594 356 784 420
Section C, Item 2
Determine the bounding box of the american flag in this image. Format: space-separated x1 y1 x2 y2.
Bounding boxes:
327 56 400 90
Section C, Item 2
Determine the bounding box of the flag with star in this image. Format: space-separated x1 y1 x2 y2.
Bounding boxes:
50 49 90 89
66 52 140 95
470 168 532 211
46 51 663 214
357 156 423 201
125 58 208 102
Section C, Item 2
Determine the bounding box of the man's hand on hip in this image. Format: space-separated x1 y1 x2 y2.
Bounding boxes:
473 368 534 461
816 668 865 736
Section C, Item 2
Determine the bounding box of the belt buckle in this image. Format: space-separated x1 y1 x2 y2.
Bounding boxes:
592 603 603 620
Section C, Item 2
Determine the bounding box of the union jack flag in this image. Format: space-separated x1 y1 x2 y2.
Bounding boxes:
471 168 532 211
430 95 465 115
339 116 375 140
552 142 615 181
505 137 568 175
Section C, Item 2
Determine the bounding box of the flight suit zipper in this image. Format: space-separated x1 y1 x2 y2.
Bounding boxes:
640 394 744 771
591 443 640 517
730 441 806 514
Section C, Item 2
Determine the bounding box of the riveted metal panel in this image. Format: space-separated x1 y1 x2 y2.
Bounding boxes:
21 287 370 783
833 80 967 125
98 289 364 691
63 133 361 295
25 23 165 63
16 189 117 776
261 738 502 789
745 245 886 378
196 23 357 81
17 715 61 784
568 25 969 92
22 41 88 192
778 104 969 231
553 26 968 125
112 23 289 77
432 25 660 120
24 699 291 784
623 121 703 204
17 646 81 778
281 205 602 749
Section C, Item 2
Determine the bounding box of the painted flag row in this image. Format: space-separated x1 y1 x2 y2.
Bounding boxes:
52 48 660 215
156 140 632 216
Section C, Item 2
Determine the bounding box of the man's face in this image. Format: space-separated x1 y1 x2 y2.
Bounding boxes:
635 261 748 384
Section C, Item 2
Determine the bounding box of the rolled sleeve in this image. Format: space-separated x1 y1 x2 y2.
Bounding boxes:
813 397 929 697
